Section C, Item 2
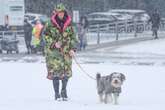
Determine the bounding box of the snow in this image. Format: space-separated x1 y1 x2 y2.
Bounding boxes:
0 38 165 110
114 39 165 54
85 37 165 66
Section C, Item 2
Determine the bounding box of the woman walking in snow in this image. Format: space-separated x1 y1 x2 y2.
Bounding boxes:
44 4 77 101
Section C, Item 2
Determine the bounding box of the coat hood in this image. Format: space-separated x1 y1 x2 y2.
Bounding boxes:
51 13 72 32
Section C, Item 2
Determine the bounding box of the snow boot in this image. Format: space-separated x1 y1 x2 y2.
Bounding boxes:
55 94 61 101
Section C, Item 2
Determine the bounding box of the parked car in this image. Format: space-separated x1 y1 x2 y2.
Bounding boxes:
88 12 115 25
109 9 150 21
109 9 150 33
25 13 48 25
87 12 133 33
87 12 130 25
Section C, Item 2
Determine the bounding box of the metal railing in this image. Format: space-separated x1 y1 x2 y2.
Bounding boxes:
0 30 24 39
87 19 165 44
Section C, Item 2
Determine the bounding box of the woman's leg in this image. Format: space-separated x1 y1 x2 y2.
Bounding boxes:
53 77 60 100
61 76 68 100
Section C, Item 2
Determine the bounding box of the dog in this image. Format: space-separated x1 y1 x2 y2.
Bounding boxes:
96 72 126 104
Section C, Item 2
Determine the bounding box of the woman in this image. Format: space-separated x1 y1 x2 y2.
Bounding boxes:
44 4 77 101
24 19 32 54
78 16 88 51
148 9 160 39
31 20 44 53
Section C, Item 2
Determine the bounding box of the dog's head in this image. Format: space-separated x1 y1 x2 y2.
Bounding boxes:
110 72 126 88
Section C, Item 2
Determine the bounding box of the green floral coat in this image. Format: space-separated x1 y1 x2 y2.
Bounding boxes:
44 14 77 78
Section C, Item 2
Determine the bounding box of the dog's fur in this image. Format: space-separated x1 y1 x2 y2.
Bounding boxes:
96 72 126 104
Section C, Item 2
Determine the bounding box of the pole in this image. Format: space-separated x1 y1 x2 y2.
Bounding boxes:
97 25 100 44
116 21 119 40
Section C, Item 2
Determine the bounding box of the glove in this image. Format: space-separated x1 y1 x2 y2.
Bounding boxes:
55 42 61 48
69 49 75 57
46 72 53 80
50 42 61 49
59 73 68 80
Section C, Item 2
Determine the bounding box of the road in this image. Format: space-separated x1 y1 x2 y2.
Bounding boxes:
76 35 165 66
0 34 164 66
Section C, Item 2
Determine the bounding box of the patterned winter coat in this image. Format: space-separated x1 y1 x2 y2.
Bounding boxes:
44 12 77 78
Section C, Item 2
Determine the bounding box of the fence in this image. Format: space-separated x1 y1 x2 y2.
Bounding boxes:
0 30 24 54
87 19 165 44
0 30 24 39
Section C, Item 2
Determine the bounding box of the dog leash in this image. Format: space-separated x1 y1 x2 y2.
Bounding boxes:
73 55 96 80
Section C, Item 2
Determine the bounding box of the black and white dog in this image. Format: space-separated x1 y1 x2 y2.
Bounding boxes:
96 72 126 104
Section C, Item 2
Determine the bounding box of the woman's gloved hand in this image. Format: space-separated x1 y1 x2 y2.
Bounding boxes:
47 72 53 80
69 49 75 57
50 41 61 49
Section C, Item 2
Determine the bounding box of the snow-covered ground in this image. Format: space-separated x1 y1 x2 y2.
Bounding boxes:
78 37 165 66
0 38 165 110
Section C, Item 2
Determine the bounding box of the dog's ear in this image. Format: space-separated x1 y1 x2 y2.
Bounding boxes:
109 73 113 80
96 72 101 80
120 73 126 81
105 75 109 80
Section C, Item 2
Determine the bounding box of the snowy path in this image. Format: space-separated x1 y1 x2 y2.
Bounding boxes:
0 63 165 110
0 36 165 110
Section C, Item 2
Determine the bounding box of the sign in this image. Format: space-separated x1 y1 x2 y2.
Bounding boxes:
73 10 79 23
5 15 9 26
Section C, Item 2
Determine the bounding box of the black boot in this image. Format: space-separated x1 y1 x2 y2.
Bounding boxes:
61 76 68 101
53 77 60 101
153 30 158 39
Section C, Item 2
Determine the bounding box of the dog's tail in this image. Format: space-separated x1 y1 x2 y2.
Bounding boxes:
96 73 101 81
96 73 101 86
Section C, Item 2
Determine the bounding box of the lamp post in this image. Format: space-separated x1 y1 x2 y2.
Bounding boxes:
135 0 139 9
